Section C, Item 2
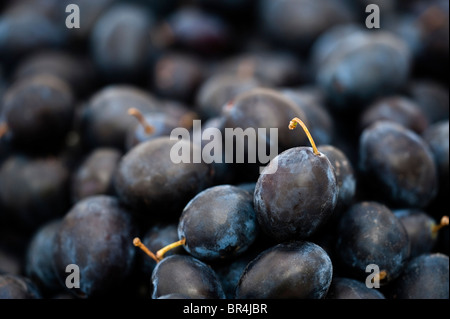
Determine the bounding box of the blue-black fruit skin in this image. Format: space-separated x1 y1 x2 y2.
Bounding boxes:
114 137 213 219
51 195 138 298
79 85 159 151
254 147 338 242
315 30 411 110
90 3 155 82
358 121 438 208
0 274 42 299
326 277 385 299
151 254 226 299
25 219 62 295
317 145 356 214
393 209 439 259
336 201 410 285
235 241 333 299
423 120 449 200
178 185 258 261
387 253 449 299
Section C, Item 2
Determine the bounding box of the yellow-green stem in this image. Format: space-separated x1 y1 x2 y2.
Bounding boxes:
156 238 186 260
288 117 319 155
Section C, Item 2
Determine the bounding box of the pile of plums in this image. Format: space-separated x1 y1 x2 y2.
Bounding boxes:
0 0 448 300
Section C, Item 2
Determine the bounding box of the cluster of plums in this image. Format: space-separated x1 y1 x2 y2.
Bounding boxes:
0 0 448 300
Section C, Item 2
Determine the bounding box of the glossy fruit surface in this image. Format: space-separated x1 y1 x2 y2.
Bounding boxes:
254 147 338 242
235 241 333 299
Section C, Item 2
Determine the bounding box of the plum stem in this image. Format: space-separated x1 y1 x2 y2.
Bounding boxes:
288 117 320 155
432 216 449 236
133 237 159 263
128 108 154 135
156 238 186 260
0 122 8 139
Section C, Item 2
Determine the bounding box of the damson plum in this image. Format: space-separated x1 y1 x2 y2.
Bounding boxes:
79 85 159 150
336 201 410 285
423 120 449 200
314 29 412 110
90 2 155 82
51 195 138 298
235 241 333 299
195 73 261 120
359 95 429 134
161 6 232 56
12 50 97 98
164 185 258 261
387 253 449 299
0 273 42 299
358 121 438 208
0 4 65 63
326 277 385 299
1 74 74 151
150 52 205 103
253 117 338 242
70 148 122 203
216 51 306 88
258 0 355 53
406 80 449 125
221 88 310 182
317 145 356 213
0 155 71 231
25 219 62 296
393 209 448 259
151 254 226 299
113 136 213 219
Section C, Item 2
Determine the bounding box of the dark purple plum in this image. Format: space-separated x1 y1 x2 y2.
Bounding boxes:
174 185 258 261
0 3 66 63
259 0 355 53
317 145 356 213
150 51 205 103
51 195 138 298
113 136 214 219
0 273 42 299
151 254 226 299
326 277 385 299
314 29 412 110
254 117 338 242
0 155 70 231
221 88 310 182
359 95 429 134
79 85 159 150
423 120 449 201
358 121 438 208
235 241 333 299
90 2 155 82
70 147 122 203
387 253 449 299
161 6 232 56
393 209 448 259
12 50 97 98
195 73 261 120
216 51 306 87
1 74 74 151
336 201 410 285
25 219 62 295
406 80 449 124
